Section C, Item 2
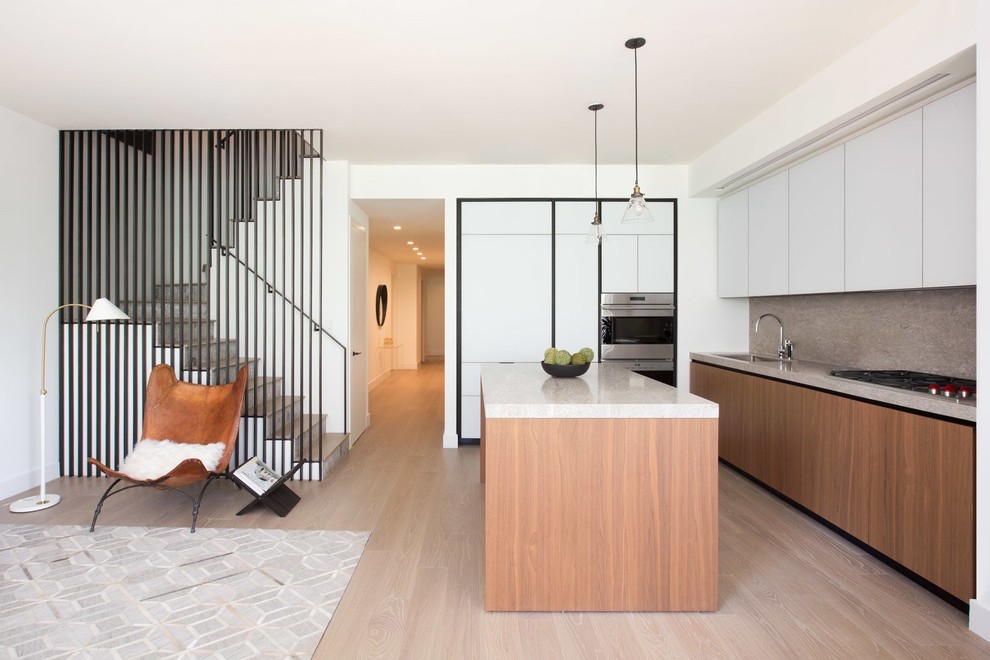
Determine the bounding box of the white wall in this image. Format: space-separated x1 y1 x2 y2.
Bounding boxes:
0 106 58 501
322 162 351 434
350 163 748 448
394 263 420 369
690 0 976 196
970 0 990 642
367 248 395 388
423 273 445 358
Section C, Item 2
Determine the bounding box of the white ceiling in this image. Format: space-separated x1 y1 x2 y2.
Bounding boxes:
1 1 923 271
1 0 920 167
356 199 445 269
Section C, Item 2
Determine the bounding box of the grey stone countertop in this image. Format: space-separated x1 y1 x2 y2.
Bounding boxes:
481 363 718 419
690 352 976 424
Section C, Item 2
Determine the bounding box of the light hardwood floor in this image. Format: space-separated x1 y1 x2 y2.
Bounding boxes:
3 361 989 658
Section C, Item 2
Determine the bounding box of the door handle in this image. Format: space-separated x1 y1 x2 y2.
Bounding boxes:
352 351 362 357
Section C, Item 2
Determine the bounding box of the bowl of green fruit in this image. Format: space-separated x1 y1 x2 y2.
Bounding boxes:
541 347 595 378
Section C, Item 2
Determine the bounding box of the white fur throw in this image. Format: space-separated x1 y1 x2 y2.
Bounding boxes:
118 439 226 481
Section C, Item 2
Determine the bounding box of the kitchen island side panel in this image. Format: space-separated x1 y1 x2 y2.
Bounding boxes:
483 415 718 612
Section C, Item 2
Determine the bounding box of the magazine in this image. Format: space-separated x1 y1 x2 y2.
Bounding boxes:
233 457 282 496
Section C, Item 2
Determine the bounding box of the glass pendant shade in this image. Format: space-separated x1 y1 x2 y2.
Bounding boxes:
586 212 606 244
621 185 654 223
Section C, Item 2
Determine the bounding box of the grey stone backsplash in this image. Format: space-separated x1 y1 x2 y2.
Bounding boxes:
749 288 975 379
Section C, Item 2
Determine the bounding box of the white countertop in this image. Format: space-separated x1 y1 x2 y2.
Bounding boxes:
481 363 718 419
690 352 976 424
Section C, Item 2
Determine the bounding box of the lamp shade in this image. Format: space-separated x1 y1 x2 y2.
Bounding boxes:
621 187 655 223
85 297 130 322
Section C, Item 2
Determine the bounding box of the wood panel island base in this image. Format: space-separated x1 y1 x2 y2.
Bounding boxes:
480 363 719 612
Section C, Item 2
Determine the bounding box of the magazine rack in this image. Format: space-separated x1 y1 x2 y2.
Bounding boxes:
231 457 302 518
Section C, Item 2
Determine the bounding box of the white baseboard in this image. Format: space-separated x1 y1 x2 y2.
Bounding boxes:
398 362 419 370
0 460 59 502
970 599 990 641
443 431 459 449
368 369 391 390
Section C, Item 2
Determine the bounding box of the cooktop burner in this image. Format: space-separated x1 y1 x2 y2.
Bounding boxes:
830 369 976 399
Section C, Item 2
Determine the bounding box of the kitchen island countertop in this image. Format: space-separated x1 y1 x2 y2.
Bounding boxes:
480 362 718 419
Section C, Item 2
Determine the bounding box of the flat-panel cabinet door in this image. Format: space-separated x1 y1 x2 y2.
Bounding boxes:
601 201 675 234
923 83 976 287
718 189 748 298
461 234 552 362
601 234 638 293
789 145 845 294
555 201 597 235
845 110 923 291
461 201 552 234
554 234 600 350
461 394 481 439
461 362 482 396
638 234 674 293
748 171 788 296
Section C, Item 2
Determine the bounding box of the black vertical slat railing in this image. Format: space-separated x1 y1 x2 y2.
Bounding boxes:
58 129 343 480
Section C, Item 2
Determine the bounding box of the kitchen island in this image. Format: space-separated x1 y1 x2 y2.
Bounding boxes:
480 363 719 612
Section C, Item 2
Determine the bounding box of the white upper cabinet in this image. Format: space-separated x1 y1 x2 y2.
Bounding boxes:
922 84 976 287
638 234 675 293
789 145 845 294
844 109 923 291
461 201 552 234
601 235 639 293
461 233 552 362
555 201 597 234
718 189 749 298
555 234 600 351
748 171 789 296
601 200 674 234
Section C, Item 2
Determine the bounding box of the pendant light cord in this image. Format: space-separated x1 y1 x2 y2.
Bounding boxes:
633 46 639 186
594 109 599 198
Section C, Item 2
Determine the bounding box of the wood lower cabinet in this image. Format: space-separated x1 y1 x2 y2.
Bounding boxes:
690 362 975 602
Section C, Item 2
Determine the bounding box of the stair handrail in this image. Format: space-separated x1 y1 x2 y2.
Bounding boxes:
214 241 346 351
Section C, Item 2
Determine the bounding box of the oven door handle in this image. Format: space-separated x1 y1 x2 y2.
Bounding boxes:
601 306 674 317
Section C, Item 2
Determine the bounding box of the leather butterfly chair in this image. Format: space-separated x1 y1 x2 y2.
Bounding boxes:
88 363 248 532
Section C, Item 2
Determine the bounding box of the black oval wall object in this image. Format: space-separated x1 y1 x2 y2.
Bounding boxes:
375 284 388 327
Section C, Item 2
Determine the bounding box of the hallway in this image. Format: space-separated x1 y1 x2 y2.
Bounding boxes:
1 361 987 657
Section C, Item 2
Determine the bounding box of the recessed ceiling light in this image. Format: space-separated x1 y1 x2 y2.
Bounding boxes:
393 225 402 230
417 252 423 256
411 246 418 250
406 241 414 245
420 256 426 260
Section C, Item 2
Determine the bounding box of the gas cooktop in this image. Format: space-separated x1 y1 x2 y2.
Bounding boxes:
829 369 976 399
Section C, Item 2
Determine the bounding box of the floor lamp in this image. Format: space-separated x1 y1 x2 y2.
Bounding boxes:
10 297 130 513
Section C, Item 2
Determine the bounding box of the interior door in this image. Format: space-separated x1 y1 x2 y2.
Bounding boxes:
349 221 369 444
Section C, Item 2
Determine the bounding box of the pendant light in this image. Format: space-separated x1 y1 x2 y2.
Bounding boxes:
621 37 654 224
587 103 605 244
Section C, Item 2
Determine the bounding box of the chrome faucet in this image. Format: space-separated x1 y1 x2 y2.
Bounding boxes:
755 313 793 360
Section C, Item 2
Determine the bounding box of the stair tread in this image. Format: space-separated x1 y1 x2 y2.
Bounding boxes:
270 413 323 441
183 337 237 348
243 395 303 418
320 433 348 460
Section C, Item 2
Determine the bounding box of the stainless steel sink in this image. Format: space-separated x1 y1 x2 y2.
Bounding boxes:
714 352 786 363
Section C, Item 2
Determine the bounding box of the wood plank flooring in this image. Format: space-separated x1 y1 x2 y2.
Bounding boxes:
2 360 988 658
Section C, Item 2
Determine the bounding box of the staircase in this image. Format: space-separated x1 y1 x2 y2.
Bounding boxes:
123 283 347 479
120 130 347 480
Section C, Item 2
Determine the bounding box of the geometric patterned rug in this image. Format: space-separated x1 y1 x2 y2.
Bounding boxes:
0 524 370 659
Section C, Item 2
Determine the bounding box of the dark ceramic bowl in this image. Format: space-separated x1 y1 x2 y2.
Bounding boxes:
541 362 590 378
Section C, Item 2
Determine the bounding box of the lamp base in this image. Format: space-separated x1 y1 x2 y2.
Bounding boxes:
10 493 60 513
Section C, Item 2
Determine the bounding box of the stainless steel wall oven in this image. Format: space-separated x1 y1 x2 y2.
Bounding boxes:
601 293 675 385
